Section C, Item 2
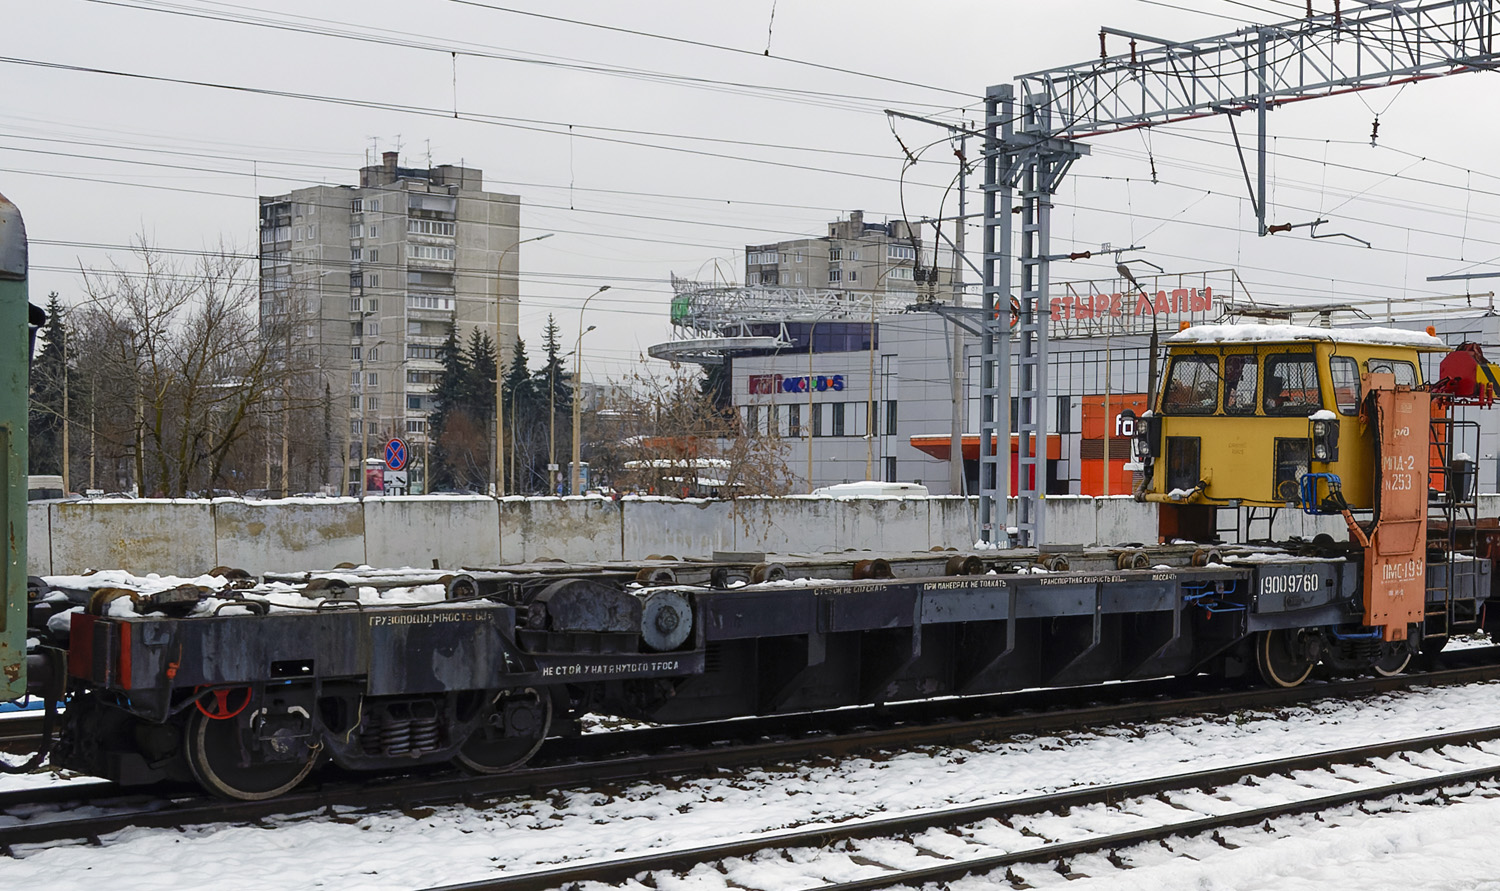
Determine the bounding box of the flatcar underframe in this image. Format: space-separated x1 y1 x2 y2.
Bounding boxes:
55 548 1491 799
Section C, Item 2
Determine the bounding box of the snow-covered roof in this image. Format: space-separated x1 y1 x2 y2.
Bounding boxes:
1167 323 1447 350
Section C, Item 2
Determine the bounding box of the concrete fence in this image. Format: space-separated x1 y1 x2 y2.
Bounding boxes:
26 493 1500 577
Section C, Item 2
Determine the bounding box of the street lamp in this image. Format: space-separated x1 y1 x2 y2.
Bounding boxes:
548 347 576 494
571 285 612 495
495 232 554 496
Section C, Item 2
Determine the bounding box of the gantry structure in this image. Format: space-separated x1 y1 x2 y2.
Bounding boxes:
983 0 1500 545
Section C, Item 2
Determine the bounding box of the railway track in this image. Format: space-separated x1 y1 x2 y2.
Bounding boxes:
426 723 1500 891
4 655 1500 849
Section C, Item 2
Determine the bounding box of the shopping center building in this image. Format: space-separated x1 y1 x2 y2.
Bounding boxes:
653 266 1500 496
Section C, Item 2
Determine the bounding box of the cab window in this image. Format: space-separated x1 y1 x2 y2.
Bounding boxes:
1329 356 1360 415
1163 354 1219 415
1263 353 1320 415
1224 353 1258 415
1367 358 1417 386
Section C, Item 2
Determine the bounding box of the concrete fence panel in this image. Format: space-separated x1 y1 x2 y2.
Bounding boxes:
732 497 932 556
1095 497 1159 547
501 498 623 563
215 499 365 575
366 496 500 570
928 496 980 551
1041 496 1098 546
49 499 216 577
25 503 52 577
622 499 734 561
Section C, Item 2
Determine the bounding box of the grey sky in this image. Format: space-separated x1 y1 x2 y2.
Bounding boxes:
6 0 1500 383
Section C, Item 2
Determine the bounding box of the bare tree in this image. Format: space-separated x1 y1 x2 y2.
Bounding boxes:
598 363 793 498
71 238 297 496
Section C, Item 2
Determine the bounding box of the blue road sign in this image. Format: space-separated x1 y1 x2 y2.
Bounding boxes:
384 438 409 471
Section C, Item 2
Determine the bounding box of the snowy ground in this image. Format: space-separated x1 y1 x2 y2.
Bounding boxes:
6 682 1500 889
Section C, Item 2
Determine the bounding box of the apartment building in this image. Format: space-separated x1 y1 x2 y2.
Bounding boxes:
743 210 950 302
258 152 521 493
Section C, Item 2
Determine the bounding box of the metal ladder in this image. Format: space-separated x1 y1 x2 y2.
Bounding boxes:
1424 416 1482 644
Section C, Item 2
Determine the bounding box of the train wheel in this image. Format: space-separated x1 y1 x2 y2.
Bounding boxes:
183 708 317 801
1372 646 1412 677
454 688 552 774
1255 629 1316 688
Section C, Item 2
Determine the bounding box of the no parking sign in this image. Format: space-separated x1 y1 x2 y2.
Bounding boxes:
384 438 409 471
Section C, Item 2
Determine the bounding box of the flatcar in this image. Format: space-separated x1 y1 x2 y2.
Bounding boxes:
4 195 1498 800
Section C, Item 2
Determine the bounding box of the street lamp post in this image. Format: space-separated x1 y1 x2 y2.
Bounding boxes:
571 285 611 495
494 232 554 496
548 347 575 494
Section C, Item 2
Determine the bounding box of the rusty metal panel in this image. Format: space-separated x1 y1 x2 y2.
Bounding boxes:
1363 386 1430 640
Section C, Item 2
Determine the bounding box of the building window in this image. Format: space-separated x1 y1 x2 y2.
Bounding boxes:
407 395 423 410
885 400 898 436
406 419 426 434
848 271 858 283
366 396 380 412
369 197 381 212
368 224 379 239
351 198 364 213
888 244 916 260
832 403 846 436
350 224 363 239
408 344 440 360
367 273 380 288
367 346 380 361
795 252 803 263
788 403 802 438
350 395 361 409
884 457 897 482
293 226 303 242
829 247 841 261
350 297 362 313
888 266 914 281
366 372 378 387
812 404 823 438
410 245 455 261
745 404 758 433
408 370 439 385
351 420 362 435
407 219 456 236
368 248 378 263
848 248 860 261
366 298 378 312
829 269 842 283
351 346 362 361
308 224 316 239
350 248 362 262
795 272 804 285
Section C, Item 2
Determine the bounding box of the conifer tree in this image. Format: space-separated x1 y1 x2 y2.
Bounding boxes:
28 293 69 476
426 324 470 491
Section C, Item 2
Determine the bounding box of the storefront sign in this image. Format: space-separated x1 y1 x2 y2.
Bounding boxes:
748 373 846 395
1049 284 1224 337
